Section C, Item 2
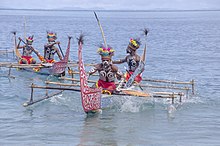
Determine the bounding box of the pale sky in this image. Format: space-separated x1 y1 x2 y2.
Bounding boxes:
0 0 220 10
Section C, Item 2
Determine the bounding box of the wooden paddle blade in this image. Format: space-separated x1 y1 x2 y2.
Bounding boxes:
13 32 22 60
121 89 150 97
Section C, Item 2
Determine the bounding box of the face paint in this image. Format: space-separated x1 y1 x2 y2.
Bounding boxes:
102 59 111 69
27 41 33 45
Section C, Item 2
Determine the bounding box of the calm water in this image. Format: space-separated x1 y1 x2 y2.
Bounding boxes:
0 9 220 146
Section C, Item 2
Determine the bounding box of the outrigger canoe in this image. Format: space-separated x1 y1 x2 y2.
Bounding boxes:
13 32 71 76
22 35 193 113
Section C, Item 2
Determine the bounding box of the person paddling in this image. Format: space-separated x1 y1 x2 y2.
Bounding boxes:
113 38 143 84
44 32 63 63
17 35 44 64
88 45 124 94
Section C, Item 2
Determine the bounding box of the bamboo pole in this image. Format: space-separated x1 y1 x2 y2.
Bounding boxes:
67 62 95 67
28 83 183 106
30 83 34 103
59 77 97 83
0 62 95 68
0 62 44 68
45 81 80 87
68 71 99 76
23 91 63 107
153 92 183 96
191 79 195 95
141 78 193 85
59 76 189 91
138 84 190 91
172 93 175 104
66 71 194 86
31 84 81 92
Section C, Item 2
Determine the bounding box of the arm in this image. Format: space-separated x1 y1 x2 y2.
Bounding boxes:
112 64 124 80
31 47 45 62
44 41 60 48
88 64 100 76
112 57 126 64
112 65 125 91
136 54 141 62
43 45 47 59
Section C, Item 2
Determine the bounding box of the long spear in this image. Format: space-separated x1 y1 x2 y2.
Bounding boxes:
94 12 107 48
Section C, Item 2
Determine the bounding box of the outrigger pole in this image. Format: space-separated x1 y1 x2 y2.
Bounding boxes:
23 80 184 107
23 83 81 107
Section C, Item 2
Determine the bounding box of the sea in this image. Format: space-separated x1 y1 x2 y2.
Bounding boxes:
0 9 220 146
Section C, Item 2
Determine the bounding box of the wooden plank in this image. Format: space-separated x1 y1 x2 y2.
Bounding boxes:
120 89 150 97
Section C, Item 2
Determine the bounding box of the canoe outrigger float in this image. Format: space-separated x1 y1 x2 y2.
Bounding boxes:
0 32 72 77
23 35 195 115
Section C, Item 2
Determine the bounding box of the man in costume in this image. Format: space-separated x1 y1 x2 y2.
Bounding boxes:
88 45 124 94
17 36 44 64
113 38 143 83
44 32 63 63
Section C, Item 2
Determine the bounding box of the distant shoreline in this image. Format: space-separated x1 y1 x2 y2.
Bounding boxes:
0 8 220 12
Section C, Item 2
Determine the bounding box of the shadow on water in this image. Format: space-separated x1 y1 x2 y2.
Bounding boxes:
78 111 118 146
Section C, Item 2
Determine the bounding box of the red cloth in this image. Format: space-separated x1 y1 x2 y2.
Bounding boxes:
124 71 142 83
96 79 116 94
20 56 34 64
45 59 55 63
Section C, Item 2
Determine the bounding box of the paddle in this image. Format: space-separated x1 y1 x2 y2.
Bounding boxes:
94 11 108 48
57 43 65 58
123 66 144 91
18 37 30 45
12 31 22 61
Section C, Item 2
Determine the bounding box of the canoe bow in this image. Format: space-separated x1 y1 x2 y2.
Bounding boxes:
78 35 102 113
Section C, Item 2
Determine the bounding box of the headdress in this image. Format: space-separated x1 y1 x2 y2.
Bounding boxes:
97 45 114 60
47 32 57 40
128 38 141 50
26 35 34 42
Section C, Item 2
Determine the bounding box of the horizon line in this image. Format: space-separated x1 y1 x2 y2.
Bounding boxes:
1 8 220 12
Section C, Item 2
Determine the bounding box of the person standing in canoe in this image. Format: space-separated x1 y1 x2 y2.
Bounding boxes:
113 38 143 84
44 32 63 63
17 35 44 64
88 45 124 94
